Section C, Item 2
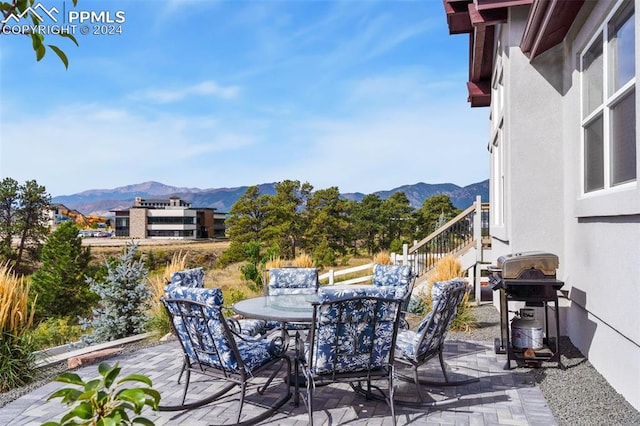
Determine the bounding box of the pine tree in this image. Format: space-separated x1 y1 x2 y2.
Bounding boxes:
31 221 94 322
82 242 149 343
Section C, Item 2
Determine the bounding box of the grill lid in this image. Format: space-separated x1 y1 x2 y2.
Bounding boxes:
496 251 559 279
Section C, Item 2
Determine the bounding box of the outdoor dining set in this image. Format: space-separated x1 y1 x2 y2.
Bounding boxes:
158 264 473 425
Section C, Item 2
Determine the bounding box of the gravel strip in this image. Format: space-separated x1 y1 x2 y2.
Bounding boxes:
448 303 640 426
2 305 639 425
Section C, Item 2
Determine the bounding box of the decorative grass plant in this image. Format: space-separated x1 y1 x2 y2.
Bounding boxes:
426 255 475 332
0 262 37 391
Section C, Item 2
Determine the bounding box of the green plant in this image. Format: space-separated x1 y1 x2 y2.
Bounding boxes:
31 221 95 322
31 317 83 350
0 261 37 391
82 242 150 344
145 252 187 337
449 290 476 332
44 361 160 426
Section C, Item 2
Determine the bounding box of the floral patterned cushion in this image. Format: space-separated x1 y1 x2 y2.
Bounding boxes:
395 278 466 360
267 267 318 295
166 275 266 337
306 288 401 375
372 264 413 301
170 267 205 288
317 286 398 302
164 286 278 374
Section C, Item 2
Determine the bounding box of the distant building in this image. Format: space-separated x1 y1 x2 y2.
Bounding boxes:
48 203 111 230
113 196 227 239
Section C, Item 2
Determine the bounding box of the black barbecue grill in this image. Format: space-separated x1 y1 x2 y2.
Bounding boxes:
489 251 564 369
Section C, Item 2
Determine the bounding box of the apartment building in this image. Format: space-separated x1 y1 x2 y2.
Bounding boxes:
113 196 226 239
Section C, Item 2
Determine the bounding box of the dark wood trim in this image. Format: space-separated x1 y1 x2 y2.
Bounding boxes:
520 0 585 59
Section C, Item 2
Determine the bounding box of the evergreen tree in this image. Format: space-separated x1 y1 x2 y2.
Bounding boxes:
302 187 350 265
31 221 94 322
379 192 414 250
414 194 460 239
261 180 312 259
82 242 149 343
0 178 50 268
14 180 51 270
351 194 384 255
0 177 20 261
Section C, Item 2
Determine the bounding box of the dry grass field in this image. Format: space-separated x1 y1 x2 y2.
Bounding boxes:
82 238 378 293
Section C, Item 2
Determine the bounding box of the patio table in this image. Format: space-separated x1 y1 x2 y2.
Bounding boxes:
233 294 318 406
233 294 317 324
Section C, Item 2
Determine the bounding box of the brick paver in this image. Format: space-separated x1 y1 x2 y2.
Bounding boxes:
0 339 556 425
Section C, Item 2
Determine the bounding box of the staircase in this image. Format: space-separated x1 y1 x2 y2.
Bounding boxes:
406 195 490 302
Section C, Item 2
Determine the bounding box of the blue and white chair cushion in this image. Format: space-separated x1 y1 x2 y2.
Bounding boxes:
265 267 319 331
372 264 413 301
307 286 400 375
166 270 266 337
267 267 318 295
164 286 281 374
395 278 466 360
170 267 205 288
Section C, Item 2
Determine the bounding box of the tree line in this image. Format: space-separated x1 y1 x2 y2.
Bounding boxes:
219 179 460 267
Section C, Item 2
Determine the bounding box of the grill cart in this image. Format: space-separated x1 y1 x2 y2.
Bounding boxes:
489 251 564 369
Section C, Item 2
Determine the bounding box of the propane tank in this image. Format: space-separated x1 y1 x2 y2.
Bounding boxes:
511 308 544 350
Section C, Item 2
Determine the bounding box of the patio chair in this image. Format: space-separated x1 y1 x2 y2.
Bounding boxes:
263 267 319 332
299 286 403 426
394 278 479 405
372 263 416 327
168 267 266 337
264 267 319 296
159 286 291 425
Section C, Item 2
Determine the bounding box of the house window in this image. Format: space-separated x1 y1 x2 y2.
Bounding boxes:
581 1 636 193
490 123 505 228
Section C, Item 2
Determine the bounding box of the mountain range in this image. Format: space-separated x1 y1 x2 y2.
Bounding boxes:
52 180 489 217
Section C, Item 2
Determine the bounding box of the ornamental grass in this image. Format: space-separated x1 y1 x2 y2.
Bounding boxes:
373 251 393 265
425 255 476 332
0 262 37 391
146 252 187 337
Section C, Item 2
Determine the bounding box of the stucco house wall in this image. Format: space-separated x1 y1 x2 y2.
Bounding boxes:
485 0 639 409
560 0 640 409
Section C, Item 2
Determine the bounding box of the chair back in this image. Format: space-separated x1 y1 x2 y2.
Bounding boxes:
372 264 415 310
412 279 467 362
265 267 319 296
162 286 245 374
307 287 402 375
169 267 205 288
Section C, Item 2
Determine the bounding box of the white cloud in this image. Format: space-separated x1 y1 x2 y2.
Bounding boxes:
0 103 256 195
131 81 241 103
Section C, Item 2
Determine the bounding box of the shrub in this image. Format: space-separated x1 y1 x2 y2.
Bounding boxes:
44 361 160 426
312 240 336 268
449 290 475 332
0 262 37 391
31 317 83 350
82 242 150 344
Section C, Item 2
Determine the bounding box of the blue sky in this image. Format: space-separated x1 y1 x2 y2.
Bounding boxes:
0 0 489 197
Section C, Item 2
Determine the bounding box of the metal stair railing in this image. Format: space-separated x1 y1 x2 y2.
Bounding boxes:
408 200 489 279
318 197 490 286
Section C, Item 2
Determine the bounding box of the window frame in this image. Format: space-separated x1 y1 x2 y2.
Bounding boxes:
579 0 636 196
